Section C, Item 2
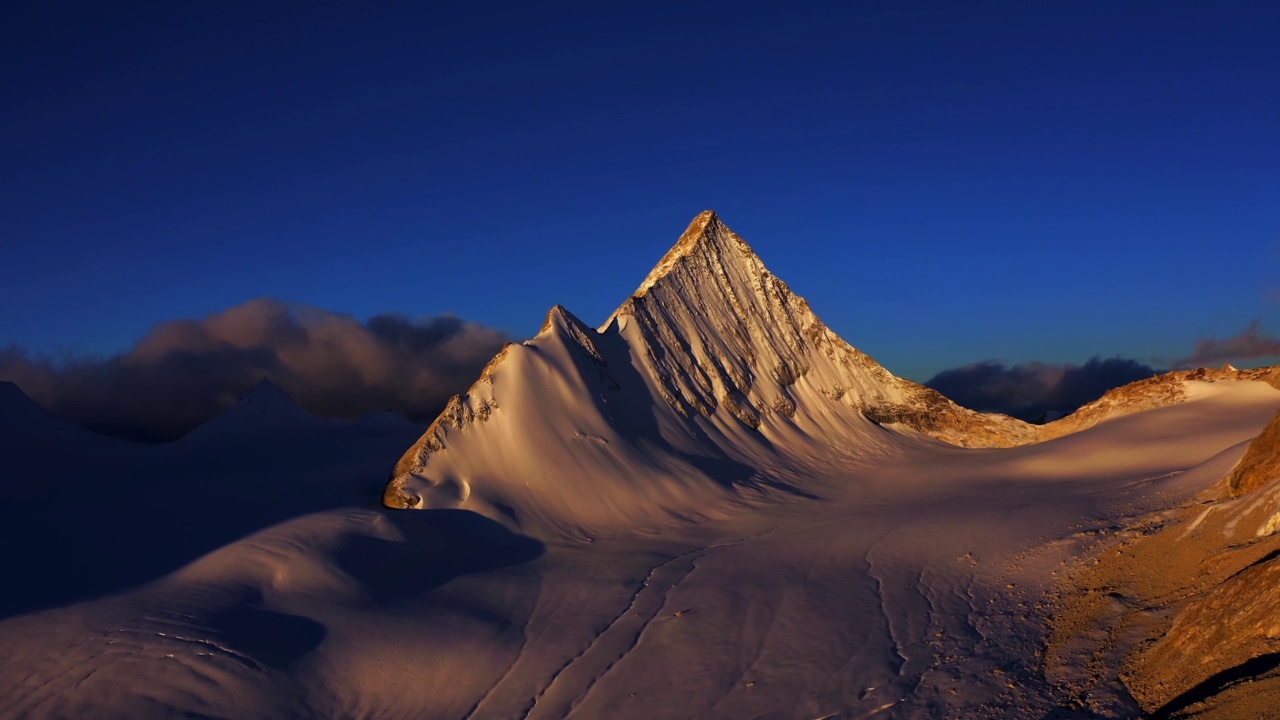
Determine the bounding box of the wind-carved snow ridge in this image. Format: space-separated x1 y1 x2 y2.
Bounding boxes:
384 212 1039 534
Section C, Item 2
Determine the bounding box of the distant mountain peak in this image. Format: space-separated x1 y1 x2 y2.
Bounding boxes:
240 377 297 415
182 377 320 440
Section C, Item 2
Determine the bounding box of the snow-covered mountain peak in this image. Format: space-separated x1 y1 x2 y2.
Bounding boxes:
598 212 926 428
239 377 300 416
539 303 583 334
386 212 1040 531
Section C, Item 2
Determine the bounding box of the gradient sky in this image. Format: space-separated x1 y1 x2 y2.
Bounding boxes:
3 0 1278 381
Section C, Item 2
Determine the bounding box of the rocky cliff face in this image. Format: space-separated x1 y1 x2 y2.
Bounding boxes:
1224 408 1280 497
1122 407 1280 718
1128 550 1280 718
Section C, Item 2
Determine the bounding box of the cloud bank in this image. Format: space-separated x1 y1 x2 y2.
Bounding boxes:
1175 320 1280 369
0 299 510 441
925 357 1161 422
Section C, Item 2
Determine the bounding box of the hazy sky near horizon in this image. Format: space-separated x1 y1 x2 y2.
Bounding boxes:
3 0 1278 381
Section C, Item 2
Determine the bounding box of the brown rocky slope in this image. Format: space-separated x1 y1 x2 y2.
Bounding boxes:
1047 395 1280 719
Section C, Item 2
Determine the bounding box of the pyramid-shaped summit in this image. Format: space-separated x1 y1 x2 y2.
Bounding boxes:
385 212 1033 535
600 210 915 426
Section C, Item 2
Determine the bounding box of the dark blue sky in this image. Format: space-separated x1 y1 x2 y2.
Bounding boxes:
3 0 1278 380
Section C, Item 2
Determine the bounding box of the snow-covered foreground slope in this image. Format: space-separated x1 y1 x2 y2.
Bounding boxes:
2 377 1277 719
3 214 1279 719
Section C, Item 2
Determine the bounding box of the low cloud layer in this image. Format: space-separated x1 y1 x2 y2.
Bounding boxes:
925 357 1161 422
0 299 510 441
1175 320 1280 369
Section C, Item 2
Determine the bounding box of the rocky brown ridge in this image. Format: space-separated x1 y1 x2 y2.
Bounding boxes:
1225 408 1280 497
1035 365 1280 442
1047 391 1280 719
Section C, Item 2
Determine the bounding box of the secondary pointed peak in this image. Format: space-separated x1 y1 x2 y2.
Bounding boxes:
540 303 576 333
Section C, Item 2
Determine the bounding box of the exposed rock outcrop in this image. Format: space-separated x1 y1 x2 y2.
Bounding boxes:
1224 409 1280 497
1047 400 1280 719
